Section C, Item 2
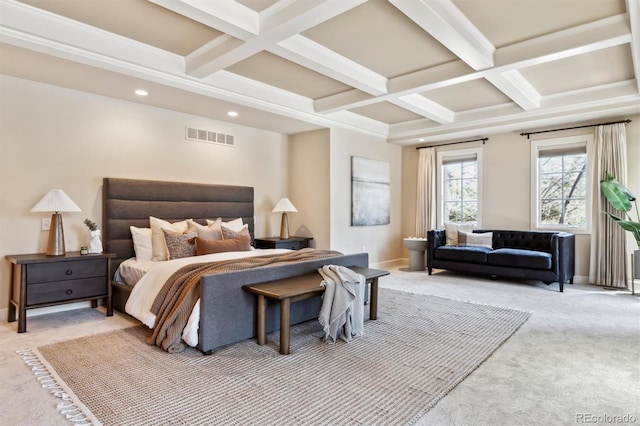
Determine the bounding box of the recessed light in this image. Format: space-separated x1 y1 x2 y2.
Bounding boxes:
134 89 148 96
227 111 238 117
418 138 425 142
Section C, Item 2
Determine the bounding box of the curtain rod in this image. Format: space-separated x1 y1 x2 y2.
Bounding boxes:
520 119 631 139
416 137 488 150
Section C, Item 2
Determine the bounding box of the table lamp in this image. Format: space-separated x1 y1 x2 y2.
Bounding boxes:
272 198 297 240
31 189 81 256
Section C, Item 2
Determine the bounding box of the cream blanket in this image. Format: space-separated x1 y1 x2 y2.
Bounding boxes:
317 265 365 343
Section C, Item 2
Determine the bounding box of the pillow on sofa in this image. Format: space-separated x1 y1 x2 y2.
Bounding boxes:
445 222 476 245
458 231 493 249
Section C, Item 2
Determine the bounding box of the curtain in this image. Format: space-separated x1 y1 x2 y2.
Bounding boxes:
589 123 628 288
415 147 436 238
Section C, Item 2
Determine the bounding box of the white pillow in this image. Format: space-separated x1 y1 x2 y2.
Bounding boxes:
207 217 244 232
149 216 190 261
444 223 476 246
130 226 153 261
187 218 222 240
458 231 493 249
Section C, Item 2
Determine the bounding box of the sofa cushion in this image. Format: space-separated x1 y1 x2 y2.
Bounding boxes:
487 248 552 270
435 245 492 264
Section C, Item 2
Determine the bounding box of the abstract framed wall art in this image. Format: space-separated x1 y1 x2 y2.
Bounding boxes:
351 156 390 226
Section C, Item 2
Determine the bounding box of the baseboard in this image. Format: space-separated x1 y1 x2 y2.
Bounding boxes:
1 301 94 323
572 275 588 285
370 258 407 269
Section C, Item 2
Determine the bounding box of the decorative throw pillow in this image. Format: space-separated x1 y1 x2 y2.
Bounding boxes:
187 218 222 240
196 235 252 255
444 222 476 246
149 216 190 261
208 217 244 232
162 226 197 259
221 223 250 239
458 231 493 249
130 226 153 261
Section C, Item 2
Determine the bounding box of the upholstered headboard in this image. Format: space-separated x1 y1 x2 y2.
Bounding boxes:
102 177 254 278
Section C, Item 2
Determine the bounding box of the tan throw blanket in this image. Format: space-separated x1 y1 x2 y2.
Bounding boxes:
148 248 343 353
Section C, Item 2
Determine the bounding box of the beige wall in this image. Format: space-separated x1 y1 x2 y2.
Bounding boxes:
288 129 331 248
401 115 640 282
0 76 289 317
329 127 404 265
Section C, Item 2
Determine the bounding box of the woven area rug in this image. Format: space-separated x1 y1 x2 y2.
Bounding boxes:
20 288 530 426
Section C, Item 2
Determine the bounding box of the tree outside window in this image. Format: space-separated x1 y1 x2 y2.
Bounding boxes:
444 159 478 222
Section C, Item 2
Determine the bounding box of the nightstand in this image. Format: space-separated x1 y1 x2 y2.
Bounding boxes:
5 251 116 333
254 236 313 250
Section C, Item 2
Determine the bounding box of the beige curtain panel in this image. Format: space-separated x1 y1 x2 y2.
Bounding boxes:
589 123 628 288
416 147 436 238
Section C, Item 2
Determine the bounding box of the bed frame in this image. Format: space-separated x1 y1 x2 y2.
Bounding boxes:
102 177 368 353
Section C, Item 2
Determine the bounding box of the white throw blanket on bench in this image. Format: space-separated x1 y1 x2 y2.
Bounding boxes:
317 265 365 343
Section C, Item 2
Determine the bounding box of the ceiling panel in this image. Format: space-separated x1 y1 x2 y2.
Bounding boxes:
423 79 513 111
520 44 634 95
350 102 424 124
18 0 221 55
226 51 353 99
235 0 278 13
452 0 627 48
302 0 458 78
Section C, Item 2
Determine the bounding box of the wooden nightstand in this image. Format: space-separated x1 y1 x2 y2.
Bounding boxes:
254 236 313 250
5 251 116 333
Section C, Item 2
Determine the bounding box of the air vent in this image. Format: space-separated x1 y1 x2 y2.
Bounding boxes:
185 126 235 147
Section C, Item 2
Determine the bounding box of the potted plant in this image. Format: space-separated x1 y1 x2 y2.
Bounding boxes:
600 174 640 279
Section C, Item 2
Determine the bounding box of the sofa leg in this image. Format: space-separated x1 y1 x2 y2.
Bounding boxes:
569 277 574 284
559 281 564 292
427 267 432 275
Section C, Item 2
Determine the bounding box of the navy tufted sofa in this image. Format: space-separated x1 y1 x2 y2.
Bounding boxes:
426 229 575 292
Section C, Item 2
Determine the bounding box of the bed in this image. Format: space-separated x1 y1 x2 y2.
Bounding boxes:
102 177 369 354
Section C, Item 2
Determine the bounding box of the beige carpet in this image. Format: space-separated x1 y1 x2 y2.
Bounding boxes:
19 288 530 426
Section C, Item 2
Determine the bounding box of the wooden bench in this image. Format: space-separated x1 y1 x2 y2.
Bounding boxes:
242 266 389 355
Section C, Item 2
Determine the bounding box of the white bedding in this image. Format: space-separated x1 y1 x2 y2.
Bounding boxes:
122 249 292 347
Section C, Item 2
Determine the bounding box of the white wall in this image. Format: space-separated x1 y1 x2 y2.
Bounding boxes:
0 76 289 316
401 115 640 282
329 127 403 265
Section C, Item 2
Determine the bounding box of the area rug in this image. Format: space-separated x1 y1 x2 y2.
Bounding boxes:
19 288 531 426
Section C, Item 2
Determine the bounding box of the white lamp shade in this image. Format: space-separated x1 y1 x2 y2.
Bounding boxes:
31 189 81 213
272 197 297 213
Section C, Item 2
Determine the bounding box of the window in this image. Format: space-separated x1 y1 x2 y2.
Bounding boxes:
437 148 482 226
531 135 592 232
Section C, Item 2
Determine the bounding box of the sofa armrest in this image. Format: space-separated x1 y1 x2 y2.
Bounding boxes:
551 232 575 284
427 230 446 274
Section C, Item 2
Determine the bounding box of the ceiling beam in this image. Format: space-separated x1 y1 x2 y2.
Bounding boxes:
627 0 640 94
389 0 494 69
184 0 366 78
485 70 541 110
392 94 455 123
271 35 388 96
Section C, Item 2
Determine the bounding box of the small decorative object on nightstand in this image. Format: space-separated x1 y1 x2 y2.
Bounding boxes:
5 251 116 333
254 236 313 250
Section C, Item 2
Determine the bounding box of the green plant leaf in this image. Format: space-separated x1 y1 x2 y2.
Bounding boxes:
605 213 640 249
600 174 634 212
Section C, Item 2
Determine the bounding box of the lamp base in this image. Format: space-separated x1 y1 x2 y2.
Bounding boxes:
46 213 66 256
279 212 290 240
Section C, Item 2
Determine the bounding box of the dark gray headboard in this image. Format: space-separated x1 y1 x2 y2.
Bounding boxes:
102 177 254 278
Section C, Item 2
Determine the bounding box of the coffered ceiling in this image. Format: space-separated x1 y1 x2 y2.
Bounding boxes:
1 0 639 145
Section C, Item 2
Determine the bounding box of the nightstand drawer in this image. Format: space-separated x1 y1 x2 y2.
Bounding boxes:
27 259 106 284
275 241 301 250
27 277 107 305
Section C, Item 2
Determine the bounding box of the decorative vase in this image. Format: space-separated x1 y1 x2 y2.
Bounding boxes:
88 229 103 254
